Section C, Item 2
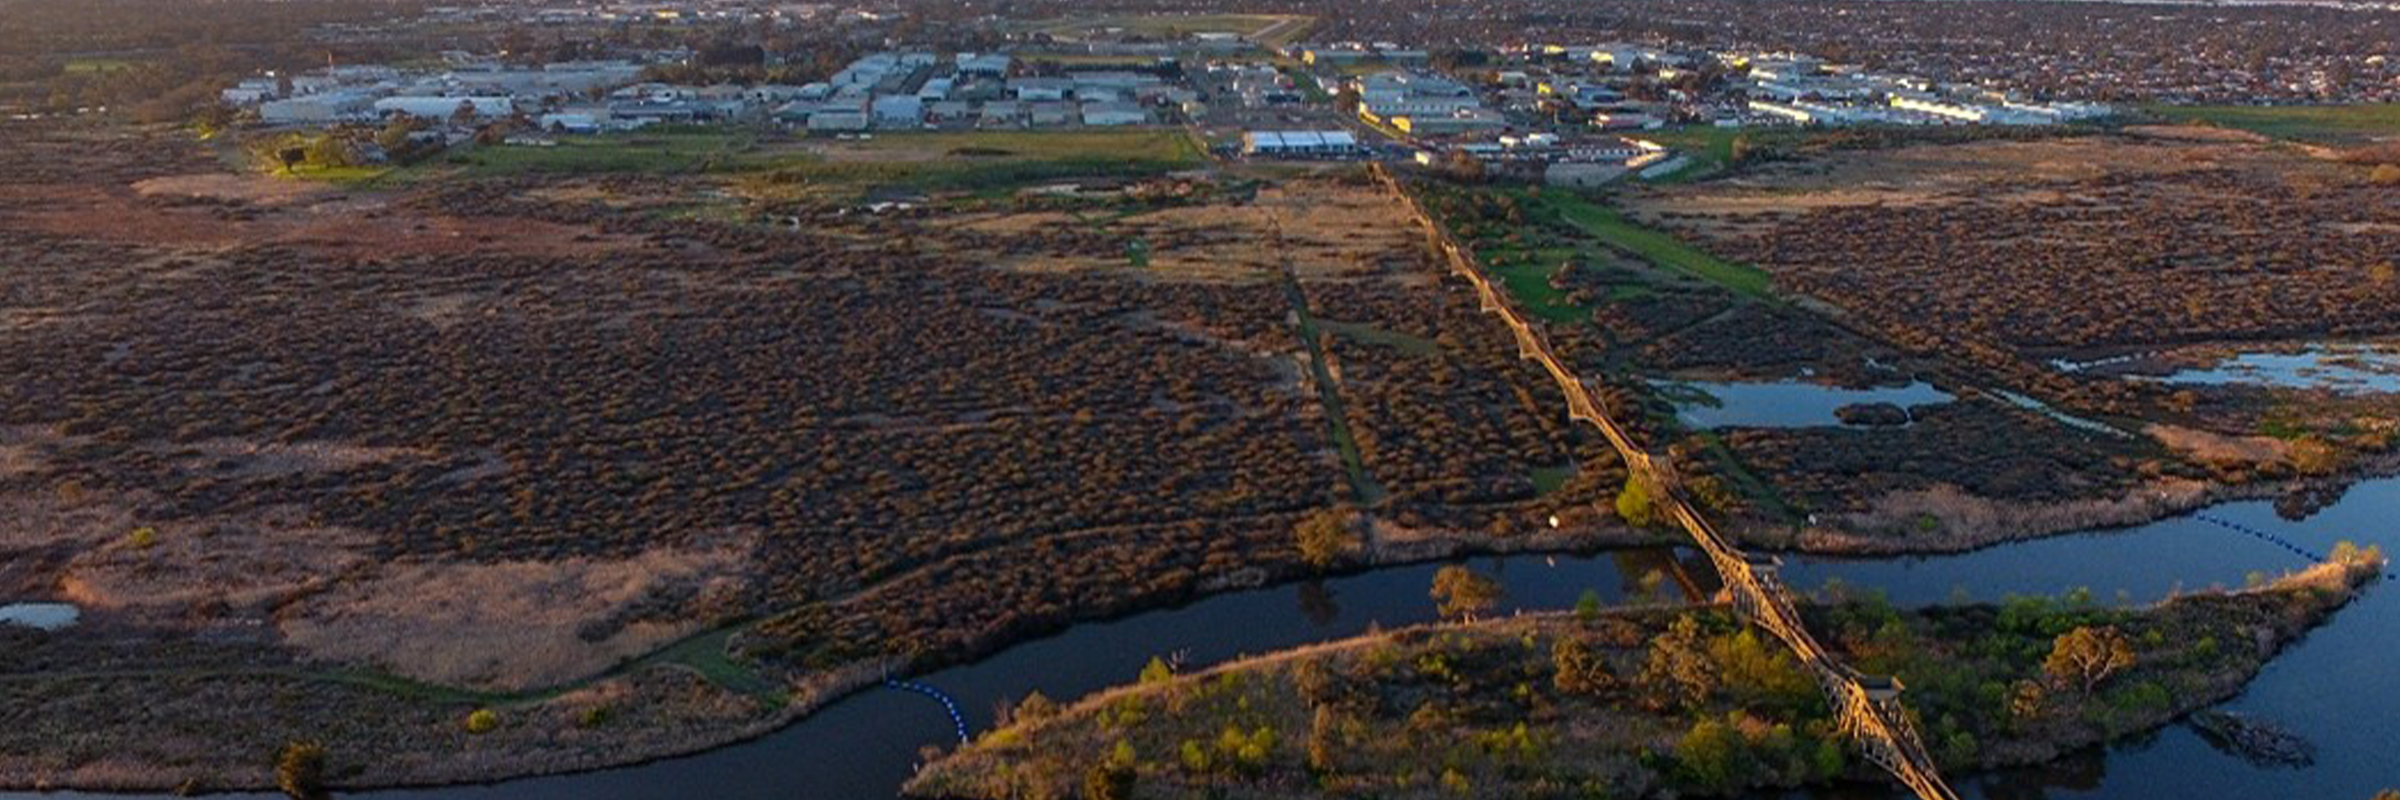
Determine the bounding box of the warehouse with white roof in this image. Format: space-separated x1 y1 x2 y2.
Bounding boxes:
1241 130 1362 158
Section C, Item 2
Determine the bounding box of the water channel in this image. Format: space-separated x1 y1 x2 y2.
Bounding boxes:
8 477 2395 800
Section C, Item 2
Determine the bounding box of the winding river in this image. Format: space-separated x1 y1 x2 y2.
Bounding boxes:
7 476 2395 800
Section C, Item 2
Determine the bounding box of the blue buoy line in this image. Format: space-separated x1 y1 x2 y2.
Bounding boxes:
885 678 970 743
2194 513 2328 562
2193 513 2393 580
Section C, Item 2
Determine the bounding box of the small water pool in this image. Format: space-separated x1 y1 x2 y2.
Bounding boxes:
0 602 79 631
1654 378 1953 429
2149 346 2400 394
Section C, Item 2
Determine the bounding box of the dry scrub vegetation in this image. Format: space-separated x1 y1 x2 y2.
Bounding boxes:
0 123 1638 789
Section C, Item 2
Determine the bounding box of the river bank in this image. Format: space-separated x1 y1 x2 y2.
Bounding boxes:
903 554 2382 800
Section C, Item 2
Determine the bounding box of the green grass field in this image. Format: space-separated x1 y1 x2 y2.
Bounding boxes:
1528 463 1576 495
427 129 764 177
388 128 1204 198
1534 190 1777 301
1481 246 1589 323
2148 103 2400 144
751 130 1207 197
281 164 393 182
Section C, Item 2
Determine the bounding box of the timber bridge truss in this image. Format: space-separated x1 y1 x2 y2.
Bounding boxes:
1370 165 1963 800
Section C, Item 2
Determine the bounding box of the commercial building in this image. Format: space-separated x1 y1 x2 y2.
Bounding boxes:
1241 130 1362 158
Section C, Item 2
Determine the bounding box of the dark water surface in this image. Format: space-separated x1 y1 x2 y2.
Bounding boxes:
7 479 2395 800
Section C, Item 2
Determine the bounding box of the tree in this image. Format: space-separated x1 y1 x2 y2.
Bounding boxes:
464 707 500 734
1614 477 1657 528
2287 434 2346 476
2371 164 2400 185
1139 655 1175 685
2043 625 2136 696
275 741 328 800
1674 715 1747 791
1640 616 1720 709
1574 589 1604 621
300 134 355 170
1307 703 1343 772
1083 741 1138 800
1551 637 1617 696
1430 565 1503 621
1294 506 1355 569
2007 679 2049 727
375 117 421 153
1012 691 1058 724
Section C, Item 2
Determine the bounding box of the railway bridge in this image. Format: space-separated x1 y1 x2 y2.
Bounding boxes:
1371 165 1962 800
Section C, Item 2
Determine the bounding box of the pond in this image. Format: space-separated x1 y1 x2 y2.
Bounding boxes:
2055 344 2400 394
2145 346 2400 394
6 477 2398 800
0 603 79 632
1654 378 1954 429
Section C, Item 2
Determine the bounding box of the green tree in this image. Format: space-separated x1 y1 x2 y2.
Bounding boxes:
301 134 356 170
1640 615 1719 709
275 741 328 800
1139 656 1175 685
463 708 500 734
1430 565 1504 621
1294 507 1355 570
1574 589 1604 621
1013 691 1059 725
2044 625 2136 696
1674 716 1747 790
1614 477 1657 528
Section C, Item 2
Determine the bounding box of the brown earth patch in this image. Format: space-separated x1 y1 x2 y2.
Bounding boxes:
278 543 756 692
131 173 327 206
56 503 377 617
2148 423 2291 466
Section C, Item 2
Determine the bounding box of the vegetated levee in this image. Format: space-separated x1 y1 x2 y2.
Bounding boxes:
904 550 2386 800
0 122 1646 791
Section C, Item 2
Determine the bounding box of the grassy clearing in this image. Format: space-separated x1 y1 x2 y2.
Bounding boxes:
423 129 765 177
392 128 1205 198
1536 190 1777 301
1320 319 1439 355
1633 127 1751 183
280 164 393 183
1284 280 1386 506
2147 103 2400 144
750 129 1207 198
1482 246 1589 323
1529 463 1577 495
1688 432 1797 524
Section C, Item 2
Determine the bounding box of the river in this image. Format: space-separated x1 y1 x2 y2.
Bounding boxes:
6 477 2394 800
